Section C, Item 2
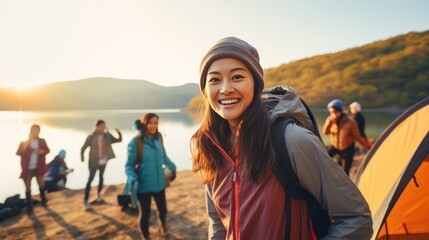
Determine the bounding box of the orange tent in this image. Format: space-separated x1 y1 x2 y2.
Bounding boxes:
354 97 429 240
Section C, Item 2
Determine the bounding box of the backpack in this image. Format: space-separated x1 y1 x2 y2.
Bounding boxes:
134 133 164 173
0 194 25 221
262 86 332 240
134 133 171 187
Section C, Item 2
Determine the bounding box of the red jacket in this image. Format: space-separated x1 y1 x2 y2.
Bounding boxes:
16 138 50 179
205 133 314 240
205 87 373 239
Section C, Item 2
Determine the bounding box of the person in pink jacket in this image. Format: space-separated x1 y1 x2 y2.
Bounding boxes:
16 124 50 212
191 37 373 239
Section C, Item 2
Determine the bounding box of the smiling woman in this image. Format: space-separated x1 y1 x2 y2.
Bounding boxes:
205 58 255 128
191 37 374 240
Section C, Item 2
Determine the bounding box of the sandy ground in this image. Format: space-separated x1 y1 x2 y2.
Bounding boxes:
0 153 366 240
0 170 207 240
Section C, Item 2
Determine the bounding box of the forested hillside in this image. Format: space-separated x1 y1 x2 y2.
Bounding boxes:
264 30 429 108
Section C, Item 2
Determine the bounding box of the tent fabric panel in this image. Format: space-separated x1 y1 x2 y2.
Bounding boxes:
357 105 429 222
377 156 429 238
355 97 429 183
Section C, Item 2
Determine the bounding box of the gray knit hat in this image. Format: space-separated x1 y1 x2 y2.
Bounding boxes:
199 37 264 92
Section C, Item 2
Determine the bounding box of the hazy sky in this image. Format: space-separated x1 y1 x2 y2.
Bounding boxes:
0 0 428 88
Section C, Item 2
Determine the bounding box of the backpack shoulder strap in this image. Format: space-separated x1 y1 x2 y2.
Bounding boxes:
272 117 314 240
272 117 331 240
271 117 310 199
135 135 143 173
158 132 164 145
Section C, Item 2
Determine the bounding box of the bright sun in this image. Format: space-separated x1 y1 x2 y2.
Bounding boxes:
0 81 39 90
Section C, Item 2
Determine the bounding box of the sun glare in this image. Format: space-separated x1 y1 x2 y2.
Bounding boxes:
5 84 39 97
0 80 41 90
17 111 24 124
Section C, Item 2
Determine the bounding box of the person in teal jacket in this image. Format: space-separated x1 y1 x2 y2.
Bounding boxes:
125 113 176 240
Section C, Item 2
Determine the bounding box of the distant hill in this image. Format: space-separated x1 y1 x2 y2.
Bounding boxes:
0 78 200 110
264 30 429 108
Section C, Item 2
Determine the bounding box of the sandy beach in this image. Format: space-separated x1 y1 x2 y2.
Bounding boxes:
0 154 365 240
0 170 207 240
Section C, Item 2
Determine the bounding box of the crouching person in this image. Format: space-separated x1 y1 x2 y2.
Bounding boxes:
44 150 74 192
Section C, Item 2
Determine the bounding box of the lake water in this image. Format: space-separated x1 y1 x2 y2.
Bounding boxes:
0 109 199 203
0 109 401 202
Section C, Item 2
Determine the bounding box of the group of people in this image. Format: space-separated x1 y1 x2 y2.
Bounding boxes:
16 114 177 239
16 36 375 239
15 125 74 212
323 99 372 175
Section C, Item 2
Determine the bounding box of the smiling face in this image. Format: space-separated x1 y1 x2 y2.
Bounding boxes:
146 116 159 135
205 58 255 127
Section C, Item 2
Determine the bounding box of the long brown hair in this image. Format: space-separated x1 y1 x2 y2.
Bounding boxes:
140 113 160 140
191 72 275 183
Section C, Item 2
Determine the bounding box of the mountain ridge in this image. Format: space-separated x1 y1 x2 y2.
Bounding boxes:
0 77 200 110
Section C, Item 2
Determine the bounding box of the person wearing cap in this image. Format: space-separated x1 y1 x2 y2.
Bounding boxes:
16 124 50 212
125 113 176 239
81 119 122 210
191 37 372 239
44 150 74 192
323 99 371 176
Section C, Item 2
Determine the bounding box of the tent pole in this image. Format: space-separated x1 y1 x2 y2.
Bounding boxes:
385 222 389 240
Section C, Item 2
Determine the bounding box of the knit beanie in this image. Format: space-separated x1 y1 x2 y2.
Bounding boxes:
58 149 66 159
327 99 343 112
199 37 264 92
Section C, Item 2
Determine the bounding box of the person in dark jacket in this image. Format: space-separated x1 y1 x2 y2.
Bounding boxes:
16 124 50 212
44 149 73 192
81 119 122 210
125 114 176 239
191 37 373 239
349 102 369 140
